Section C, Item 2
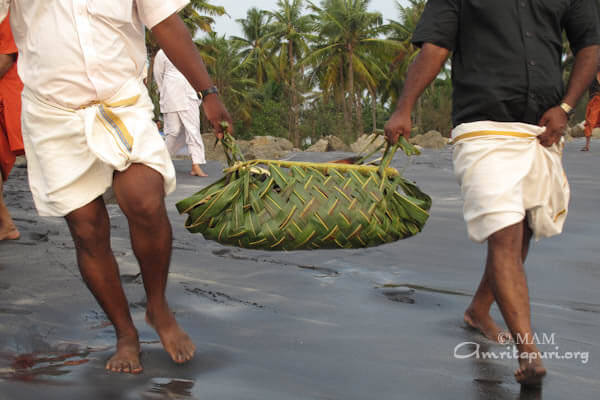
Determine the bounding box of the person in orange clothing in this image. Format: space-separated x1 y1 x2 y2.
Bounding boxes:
0 13 24 241
582 68 600 151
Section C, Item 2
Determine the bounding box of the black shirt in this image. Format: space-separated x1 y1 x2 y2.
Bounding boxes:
412 0 600 127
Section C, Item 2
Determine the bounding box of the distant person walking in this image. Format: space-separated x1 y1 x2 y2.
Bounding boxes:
154 49 208 177
384 0 600 386
0 12 23 241
582 67 600 151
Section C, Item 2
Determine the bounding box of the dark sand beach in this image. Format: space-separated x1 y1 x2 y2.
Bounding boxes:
0 139 598 399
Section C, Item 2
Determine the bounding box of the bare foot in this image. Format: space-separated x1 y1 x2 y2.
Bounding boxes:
464 308 512 343
106 335 142 374
146 309 195 364
190 165 208 177
581 146 590 152
515 355 546 386
0 226 20 241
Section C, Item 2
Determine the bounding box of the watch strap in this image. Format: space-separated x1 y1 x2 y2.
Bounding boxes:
559 102 574 117
198 86 219 100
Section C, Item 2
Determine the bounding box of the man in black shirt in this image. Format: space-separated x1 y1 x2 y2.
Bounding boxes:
384 0 600 386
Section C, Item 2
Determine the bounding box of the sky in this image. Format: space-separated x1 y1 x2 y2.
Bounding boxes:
210 0 409 38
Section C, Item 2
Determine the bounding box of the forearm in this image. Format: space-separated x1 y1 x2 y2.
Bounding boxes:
151 14 214 93
394 43 450 113
562 45 600 107
0 53 15 79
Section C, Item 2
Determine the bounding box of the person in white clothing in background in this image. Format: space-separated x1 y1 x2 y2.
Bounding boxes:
154 49 208 177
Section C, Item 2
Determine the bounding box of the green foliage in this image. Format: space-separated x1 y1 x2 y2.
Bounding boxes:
148 0 580 144
244 99 289 139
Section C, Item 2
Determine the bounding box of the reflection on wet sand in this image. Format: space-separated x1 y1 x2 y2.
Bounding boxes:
0 347 91 383
143 378 196 399
466 338 544 400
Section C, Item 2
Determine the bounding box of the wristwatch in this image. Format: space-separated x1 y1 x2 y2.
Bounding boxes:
198 86 219 100
559 102 575 117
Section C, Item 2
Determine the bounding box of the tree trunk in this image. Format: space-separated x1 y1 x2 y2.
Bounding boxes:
339 62 350 136
347 46 355 136
288 40 300 147
371 90 377 132
415 96 423 135
356 95 363 140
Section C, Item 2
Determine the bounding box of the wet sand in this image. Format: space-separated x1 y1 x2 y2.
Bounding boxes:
0 139 598 399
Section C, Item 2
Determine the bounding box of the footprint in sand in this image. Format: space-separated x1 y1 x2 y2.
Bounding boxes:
376 284 470 306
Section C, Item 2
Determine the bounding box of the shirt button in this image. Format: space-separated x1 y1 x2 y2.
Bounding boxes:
525 31 532 38
529 60 536 66
520 1 526 7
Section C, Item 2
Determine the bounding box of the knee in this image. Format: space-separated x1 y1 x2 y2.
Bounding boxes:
68 216 110 254
125 195 166 224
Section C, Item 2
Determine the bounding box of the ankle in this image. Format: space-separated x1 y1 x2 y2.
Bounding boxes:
146 301 172 320
115 327 139 341
516 343 540 360
465 306 489 320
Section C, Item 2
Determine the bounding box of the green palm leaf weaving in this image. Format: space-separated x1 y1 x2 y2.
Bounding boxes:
176 133 431 250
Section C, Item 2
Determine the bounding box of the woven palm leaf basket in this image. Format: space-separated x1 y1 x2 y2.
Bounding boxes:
176 133 431 251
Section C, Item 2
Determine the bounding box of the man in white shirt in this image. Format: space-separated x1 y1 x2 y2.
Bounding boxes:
1 0 233 374
154 49 208 177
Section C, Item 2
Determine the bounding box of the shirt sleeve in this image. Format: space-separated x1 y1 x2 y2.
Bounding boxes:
0 12 17 55
136 0 190 29
0 1 10 24
564 0 600 54
153 50 166 93
411 0 460 51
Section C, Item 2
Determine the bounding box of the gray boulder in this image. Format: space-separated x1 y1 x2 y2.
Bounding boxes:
351 133 385 154
306 138 329 152
410 130 449 149
242 135 293 160
568 121 585 138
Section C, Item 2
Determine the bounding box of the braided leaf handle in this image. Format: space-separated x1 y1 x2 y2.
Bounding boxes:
217 122 245 166
218 124 420 176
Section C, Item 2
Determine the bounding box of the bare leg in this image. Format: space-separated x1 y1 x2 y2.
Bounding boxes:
581 136 591 151
64 198 141 373
190 164 208 177
486 220 545 386
464 269 509 343
0 173 20 240
113 164 195 363
464 221 533 342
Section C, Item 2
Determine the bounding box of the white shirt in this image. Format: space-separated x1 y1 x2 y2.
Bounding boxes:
0 0 189 109
153 49 199 113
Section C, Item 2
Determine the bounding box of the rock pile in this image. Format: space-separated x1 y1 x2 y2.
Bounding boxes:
202 133 294 162
306 135 351 152
409 130 449 149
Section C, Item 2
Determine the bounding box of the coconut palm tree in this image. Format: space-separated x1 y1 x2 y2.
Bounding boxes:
197 33 258 126
306 0 404 138
180 0 227 35
263 0 316 146
380 0 425 106
231 8 275 87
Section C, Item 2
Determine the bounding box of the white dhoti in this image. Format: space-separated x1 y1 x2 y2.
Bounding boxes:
451 121 570 243
163 105 206 165
21 77 176 217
